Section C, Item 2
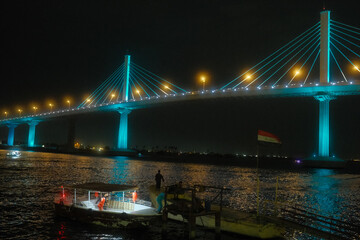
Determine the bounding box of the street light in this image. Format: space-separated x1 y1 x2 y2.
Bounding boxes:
354 65 360 72
201 76 206 91
136 89 141 99
33 106 38 114
49 103 53 112
67 100 71 110
110 93 115 102
18 109 22 116
4 111 8 118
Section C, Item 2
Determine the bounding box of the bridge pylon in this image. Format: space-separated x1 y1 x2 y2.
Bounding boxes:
315 10 333 159
117 55 132 150
311 10 342 165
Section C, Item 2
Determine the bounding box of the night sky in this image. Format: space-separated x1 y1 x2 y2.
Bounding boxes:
1 0 360 158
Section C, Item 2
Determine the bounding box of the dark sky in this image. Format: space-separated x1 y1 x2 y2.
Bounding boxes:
1 0 360 158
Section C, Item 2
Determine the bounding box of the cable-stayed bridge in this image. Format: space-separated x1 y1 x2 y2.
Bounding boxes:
1 11 360 161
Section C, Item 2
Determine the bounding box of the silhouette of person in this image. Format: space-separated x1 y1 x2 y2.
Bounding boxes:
155 170 164 189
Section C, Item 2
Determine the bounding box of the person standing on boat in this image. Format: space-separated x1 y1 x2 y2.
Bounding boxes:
155 170 164 189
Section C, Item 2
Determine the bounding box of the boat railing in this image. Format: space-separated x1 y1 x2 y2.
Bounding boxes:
262 200 360 239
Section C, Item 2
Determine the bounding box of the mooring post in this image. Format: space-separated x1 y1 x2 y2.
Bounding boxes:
189 213 196 240
161 209 168 237
188 189 196 239
215 211 221 239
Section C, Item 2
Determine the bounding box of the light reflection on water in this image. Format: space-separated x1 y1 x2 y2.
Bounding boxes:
0 150 359 239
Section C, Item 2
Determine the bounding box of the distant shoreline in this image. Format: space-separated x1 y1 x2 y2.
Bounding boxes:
1 145 360 172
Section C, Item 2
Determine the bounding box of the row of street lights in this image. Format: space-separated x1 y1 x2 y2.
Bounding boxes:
4 66 357 118
3 99 72 118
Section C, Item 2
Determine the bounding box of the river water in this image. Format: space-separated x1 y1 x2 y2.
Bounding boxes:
0 150 359 239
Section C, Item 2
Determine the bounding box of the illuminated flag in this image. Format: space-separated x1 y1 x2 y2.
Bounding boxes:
257 130 281 144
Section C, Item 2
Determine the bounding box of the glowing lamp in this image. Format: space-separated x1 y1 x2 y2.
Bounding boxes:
132 191 138 203
245 74 251 80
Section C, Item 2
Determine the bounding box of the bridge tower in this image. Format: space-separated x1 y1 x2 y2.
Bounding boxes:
117 55 132 149
316 10 335 158
27 120 40 147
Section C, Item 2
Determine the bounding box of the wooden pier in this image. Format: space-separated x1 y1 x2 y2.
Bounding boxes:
161 185 226 239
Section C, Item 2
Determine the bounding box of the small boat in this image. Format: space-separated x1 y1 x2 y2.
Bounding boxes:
6 150 21 157
54 182 160 228
149 184 285 239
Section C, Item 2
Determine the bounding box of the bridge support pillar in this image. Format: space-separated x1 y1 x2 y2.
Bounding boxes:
117 109 132 149
6 124 18 146
27 120 40 147
314 95 335 157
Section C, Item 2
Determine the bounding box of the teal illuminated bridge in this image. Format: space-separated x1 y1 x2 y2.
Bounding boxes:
1 11 360 161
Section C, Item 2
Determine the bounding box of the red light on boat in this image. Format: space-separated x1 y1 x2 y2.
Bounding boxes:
132 191 138 203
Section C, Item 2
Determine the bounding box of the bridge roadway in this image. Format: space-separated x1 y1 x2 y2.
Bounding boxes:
1 80 359 125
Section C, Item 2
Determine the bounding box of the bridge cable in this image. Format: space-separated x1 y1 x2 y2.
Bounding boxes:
331 28 360 42
330 49 348 82
132 63 187 92
331 22 360 36
330 42 358 68
303 49 320 84
221 22 320 89
129 71 151 97
130 69 161 97
244 30 320 88
93 66 125 105
78 64 123 107
233 26 320 88
331 32 360 50
259 36 320 87
77 64 124 108
285 41 320 86
273 41 320 87
132 64 175 95
131 66 169 95
99 70 125 105
331 20 360 33
330 36 360 58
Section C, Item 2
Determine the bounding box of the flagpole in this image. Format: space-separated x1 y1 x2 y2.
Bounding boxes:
256 139 260 217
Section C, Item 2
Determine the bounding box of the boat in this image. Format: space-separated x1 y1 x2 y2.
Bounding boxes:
149 184 285 239
54 182 160 228
6 150 21 158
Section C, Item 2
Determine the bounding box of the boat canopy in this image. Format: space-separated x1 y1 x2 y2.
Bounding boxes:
65 182 139 193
